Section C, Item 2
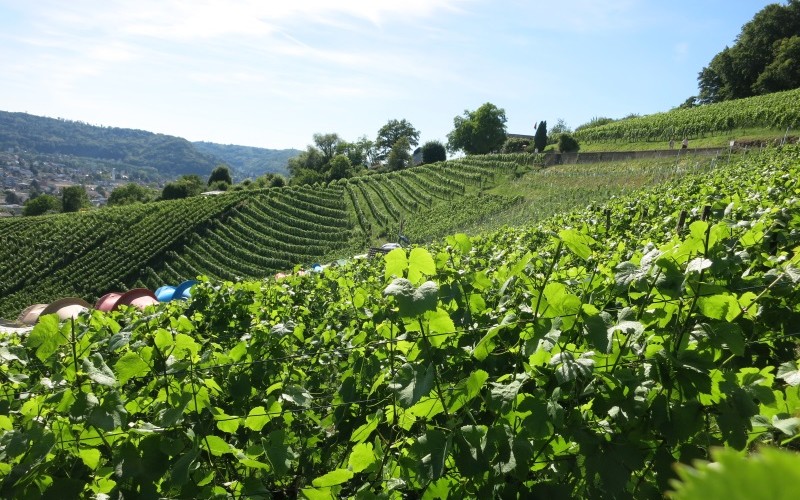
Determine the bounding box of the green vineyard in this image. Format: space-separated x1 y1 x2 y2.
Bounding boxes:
574 87 800 143
0 154 535 318
1 146 798 497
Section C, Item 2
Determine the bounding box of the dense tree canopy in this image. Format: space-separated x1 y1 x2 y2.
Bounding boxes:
22 194 60 216
420 141 447 164
161 175 205 200
107 183 156 206
375 119 420 161
287 133 366 185
386 137 411 171
446 103 507 155
697 0 800 103
62 185 90 212
207 164 232 186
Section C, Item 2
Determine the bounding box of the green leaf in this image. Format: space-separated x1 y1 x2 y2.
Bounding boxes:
408 247 436 284
383 278 439 317
301 487 335 500
83 353 117 386
447 370 489 413
348 442 375 473
671 447 800 500
312 468 354 487
697 293 740 322
384 248 408 281
559 228 594 261
390 363 435 407
26 315 65 361
202 435 232 456
114 351 150 384
427 308 455 347
778 361 800 387
350 410 382 443
154 328 173 350
79 448 101 469
245 400 281 431
449 233 472 254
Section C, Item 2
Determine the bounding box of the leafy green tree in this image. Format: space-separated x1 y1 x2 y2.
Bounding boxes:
161 175 204 200
557 133 580 152
376 119 419 161
4 190 21 204
446 102 508 155
62 185 90 212
22 194 60 216
253 173 286 189
207 180 230 191
548 119 571 144
337 136 375 169
420 141 446 164
313 133 341 162
327 154 353 181
107 183 156 206
207 164 232 186
386 137 411 171
533 120 548 153
753 36 800 93
697 1 800 103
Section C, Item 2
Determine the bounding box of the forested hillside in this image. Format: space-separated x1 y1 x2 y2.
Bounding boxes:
0 111 220 177
192 141 299 179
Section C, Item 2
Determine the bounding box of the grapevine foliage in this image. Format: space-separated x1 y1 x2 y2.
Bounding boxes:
1 147 800 498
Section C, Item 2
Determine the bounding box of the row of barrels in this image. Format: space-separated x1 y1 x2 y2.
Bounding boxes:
15 280 197 326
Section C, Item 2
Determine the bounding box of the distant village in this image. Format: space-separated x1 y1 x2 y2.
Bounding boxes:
0 150 160 216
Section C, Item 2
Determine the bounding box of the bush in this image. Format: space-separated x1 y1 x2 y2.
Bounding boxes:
501 138 530 153
557 133 580 153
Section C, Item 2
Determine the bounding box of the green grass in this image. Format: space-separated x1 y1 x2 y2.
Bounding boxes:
575 127 794 152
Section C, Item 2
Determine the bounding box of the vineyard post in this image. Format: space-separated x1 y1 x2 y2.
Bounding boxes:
676 209 687 233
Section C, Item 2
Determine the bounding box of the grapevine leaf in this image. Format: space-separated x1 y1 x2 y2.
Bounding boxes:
408 247 436 284
449 233 472 254
447 369 489 413
559 228 594 261
350 410 382 443
26 315 64 361
384 248 408 281
384 278 439 317
390 363 435 407
347 442 375 473
264 430 296 476
79 448 101 469
281 385 312 408
202 435 232 456
686 257 713 273
697 294 740 322
778 361 800 386
245 400 281 431
312 468 354 487
427 308 455 347
582 304 612 353
83 353 117 386
114 351 150 384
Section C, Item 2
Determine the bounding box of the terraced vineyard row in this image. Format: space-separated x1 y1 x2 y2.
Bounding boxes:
574 87 800 143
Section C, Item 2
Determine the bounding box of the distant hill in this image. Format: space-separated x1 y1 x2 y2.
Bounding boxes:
192 141 299 179
0 111 220 177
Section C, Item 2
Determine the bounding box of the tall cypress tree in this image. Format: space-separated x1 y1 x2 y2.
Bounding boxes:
533 120 548 153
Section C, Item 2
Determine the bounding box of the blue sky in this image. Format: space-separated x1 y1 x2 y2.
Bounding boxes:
0 0 777 150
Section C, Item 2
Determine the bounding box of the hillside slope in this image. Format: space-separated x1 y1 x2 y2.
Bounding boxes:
0 111 220 177
192 141 299 179
0 149 735 319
